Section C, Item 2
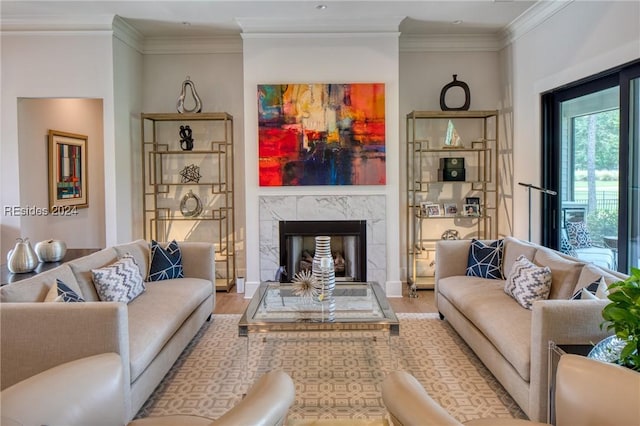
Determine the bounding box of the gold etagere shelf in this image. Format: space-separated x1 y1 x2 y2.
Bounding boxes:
141 112 236 291
406 110 499 289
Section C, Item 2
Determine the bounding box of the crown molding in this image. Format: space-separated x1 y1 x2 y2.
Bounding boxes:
500 0 574 46
142 36 243 54
400 34 502 52
241 32 400 40
112 15 144 53
236 16 405 34
0 14 114 33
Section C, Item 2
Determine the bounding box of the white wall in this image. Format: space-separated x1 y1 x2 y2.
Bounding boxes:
505 1 640 243
113 33 144 243
15 98 105 248
242 33 401 297
1 32 115 255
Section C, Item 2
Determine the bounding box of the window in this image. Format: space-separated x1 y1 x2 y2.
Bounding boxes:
542 60 640 272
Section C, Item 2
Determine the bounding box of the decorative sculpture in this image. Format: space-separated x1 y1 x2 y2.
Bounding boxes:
179 125 194 151
440 74 471 111
176 76 203 113
179 164 201 183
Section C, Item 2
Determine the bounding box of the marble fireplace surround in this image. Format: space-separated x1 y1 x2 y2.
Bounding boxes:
259 195 386 288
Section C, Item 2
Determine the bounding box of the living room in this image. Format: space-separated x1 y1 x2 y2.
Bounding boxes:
1 1 640 425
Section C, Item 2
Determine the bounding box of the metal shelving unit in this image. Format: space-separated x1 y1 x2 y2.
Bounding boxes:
141 112 235 291
406 110 499 289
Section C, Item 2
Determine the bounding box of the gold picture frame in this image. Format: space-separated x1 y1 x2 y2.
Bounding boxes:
48 130 88 212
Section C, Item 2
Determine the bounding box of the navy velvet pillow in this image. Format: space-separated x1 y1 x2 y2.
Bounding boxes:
466 239 505 280
148 240 184 281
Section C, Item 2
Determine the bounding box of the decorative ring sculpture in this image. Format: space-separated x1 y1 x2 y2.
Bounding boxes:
180 190 203 217
441 229 460 240
177 76 203 113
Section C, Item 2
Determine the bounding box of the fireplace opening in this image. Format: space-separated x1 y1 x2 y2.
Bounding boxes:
279 220 366 283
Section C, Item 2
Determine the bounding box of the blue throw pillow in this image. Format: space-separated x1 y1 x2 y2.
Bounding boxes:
148 240 184 281
466 239 505 280
560 230 578 257
57 279 85 302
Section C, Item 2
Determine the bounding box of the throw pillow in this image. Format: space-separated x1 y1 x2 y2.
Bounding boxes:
45 279 85 302
91 254 145 303
560 230 578 257
570 277 602 300
504 255 552 309
148 240 184 281
566 221 592 249
466 239 505 279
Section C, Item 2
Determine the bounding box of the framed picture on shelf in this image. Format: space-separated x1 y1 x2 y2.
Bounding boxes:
463 203 480 217
443 203 458 217
465 196 480 205
423 203 442 217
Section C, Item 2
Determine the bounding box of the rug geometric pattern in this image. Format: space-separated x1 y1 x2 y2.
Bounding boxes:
136 313 526 423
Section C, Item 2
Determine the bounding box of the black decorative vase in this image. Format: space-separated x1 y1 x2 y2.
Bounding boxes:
440 74 471 111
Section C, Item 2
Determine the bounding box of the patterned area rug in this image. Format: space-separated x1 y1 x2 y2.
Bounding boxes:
137 313 526 423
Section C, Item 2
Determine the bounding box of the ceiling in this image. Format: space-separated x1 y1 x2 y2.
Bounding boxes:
1 0 539 38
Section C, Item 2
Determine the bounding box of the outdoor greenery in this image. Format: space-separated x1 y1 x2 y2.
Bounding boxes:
573 110 619 171
586 209 618 245
601 267 640 371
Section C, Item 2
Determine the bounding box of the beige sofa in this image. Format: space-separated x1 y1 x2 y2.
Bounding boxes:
435 236 627 422
0 240 215 421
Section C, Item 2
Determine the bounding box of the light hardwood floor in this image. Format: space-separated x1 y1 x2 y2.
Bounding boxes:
213 286 437 315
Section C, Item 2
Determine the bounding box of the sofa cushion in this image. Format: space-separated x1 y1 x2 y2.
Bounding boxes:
44 279 85 302
533 248 584 300
68 248 118 302
126 277 213 382
114 240 149 280
466 239 504 279
148 240 184 281
504 255 552 310
0 264 79 303
502 237 537 278
91 255 146 303
437 276 532 381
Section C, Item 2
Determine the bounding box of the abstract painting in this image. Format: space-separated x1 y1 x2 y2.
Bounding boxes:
258 83 385 186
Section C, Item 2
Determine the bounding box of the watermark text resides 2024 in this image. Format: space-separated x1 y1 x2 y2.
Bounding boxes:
3 205 78 216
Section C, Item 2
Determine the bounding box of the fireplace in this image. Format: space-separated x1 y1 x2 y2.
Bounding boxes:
279 220 367 283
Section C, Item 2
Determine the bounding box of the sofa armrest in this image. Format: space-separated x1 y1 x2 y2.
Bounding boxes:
529 299 610 422
179 242 216 282
1 353 126 426
1 302 130 391
435 240 473 281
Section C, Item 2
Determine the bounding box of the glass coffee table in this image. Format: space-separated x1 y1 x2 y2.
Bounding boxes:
238 281 399 337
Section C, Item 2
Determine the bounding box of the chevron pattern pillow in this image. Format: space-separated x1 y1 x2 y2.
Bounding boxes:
504 255 552 309
91 254 145 303
148 240 184 281
466 239 505 279
55 279 85 302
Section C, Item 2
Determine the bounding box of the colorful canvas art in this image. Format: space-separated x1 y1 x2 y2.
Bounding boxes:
258 83 386 186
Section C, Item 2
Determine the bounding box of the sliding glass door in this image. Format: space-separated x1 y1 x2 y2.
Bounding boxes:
626 75 639 270
542 60 640 272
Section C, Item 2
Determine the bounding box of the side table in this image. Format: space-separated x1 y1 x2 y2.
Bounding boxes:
1 248 101 286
